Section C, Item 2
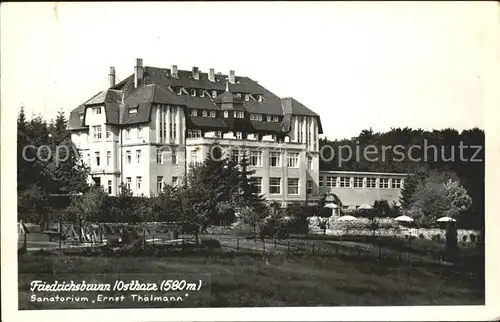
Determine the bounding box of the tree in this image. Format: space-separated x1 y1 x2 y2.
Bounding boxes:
66 185 108 231
18 184 49 224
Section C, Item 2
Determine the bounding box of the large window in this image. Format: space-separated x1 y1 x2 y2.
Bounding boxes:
234 111 244 119
136 176 142 191
136 150 141 164
340 177 351 188
126 150 131 164
106 127 112 139
353 177 363 188
92 125 102 140
137 126 143 139
366 177 377 188
126 177 132 190
250 151 262 167
172 176 178 186
251 177 262 194
157 176 163 192
307 180 313 194
191 150 198 164
157 148 163 164
307 156 313 170
287 152 299 168
187 129 202 138
326 176 337 188
391 178 402 189
171 148 177 165
269 177 281 194
107 180 112 194
380 178 390 189
231 149 240 164
106 151 111 166
287 178 299 195
95 152 100 166
269 151 281 167
319 176 324 187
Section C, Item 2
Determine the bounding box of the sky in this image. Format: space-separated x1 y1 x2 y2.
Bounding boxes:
1 2 496 140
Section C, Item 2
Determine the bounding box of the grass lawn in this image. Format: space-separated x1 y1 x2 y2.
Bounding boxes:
18 250 484 309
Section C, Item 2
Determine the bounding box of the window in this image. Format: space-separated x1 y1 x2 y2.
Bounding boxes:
391 178 402 189
366 178 377 188
269 151 281 167
234 111 244 118
307 180 313 194
157 148 163 164
307 156 313 170
171 149 177 165
79 114 84 121
176 87 183 95
231 149 240 164
172 176 178 186
126 177 132 190
157 176 164 192
269 177 281 194
353 177 363 188
340 177 351 188
136 150 141 163
236 93 242 98
273 116 279 122
251 177 262 194
266 115 272 122
210 111 216 118
106 127 112 139
256 114 262 121
92 125 102 140
202 110 208 117
95 152 100 166
250 151 262 167
172 123 177 139
200 90 205 97
191 89 196 96
214 131 222 138
287 178 299 195
190 109 198 116
136 176 142 191
129 108 138 115
287 152 299 168
380 178 390 189
250 114 255 120
126 150 131 164
137 126 143 139
235 132 243 140
257 95 263 102
187 129 202 138
212 90 217 98
96 107 102 114
319 176 324 187
244 94 250 101
125 129 130 140
223 111 228 118
326 176 337 188
106 151 111 166
190 150 198 164
107 180 112 194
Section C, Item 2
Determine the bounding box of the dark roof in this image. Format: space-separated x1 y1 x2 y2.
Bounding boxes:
69 65 322 134
250 121 284 133
186 116 228 129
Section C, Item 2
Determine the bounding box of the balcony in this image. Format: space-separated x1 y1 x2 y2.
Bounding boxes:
186 137 306 150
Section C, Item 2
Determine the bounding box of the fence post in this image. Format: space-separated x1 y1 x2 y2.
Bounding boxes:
263 239 266 254
237 238 239 253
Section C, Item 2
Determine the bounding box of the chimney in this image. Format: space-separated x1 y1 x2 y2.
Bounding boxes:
208 68 215 82
192 66 200 80
171 65 178 78
134 58 144 88
108 66 116 88
229 70 235 84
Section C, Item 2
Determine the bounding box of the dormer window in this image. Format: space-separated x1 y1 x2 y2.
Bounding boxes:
202 110 207 117
236 93 242 98
79 114 84 121
273 116 279 122
223 111 229 118
257 95 263 102
189 109 198 117
266 115 271 122
244 94 250 102
257 114 262 121
212 90 217 98
129 108 138 115
250 114 255 120
234 111 244 119
200 90 205 97
210 111 216 118
176 87 183 95
96 107 102 114
191 89 196 97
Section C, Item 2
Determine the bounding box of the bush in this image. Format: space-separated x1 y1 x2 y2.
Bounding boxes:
470 234 476 243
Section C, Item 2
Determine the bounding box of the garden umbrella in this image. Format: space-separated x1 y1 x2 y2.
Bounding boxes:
337 215 357 221
358 204 372 210
394 215 414 222
436 216 456 222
